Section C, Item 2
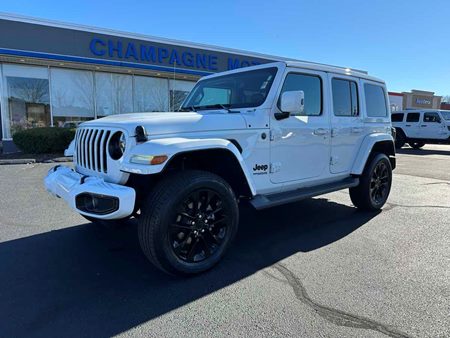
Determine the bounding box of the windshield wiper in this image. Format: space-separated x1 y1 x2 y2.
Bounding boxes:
193 104 239 113
178 106 197 112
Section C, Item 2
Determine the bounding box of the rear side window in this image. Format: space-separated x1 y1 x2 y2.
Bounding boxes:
391 113 404 122
423 112 441 123
406 113 420 122
364 84 388 117
332 79 359 116
278 73 322 116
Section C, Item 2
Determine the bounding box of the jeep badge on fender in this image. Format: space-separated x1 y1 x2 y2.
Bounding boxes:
45 61 395 276
253 164 269 173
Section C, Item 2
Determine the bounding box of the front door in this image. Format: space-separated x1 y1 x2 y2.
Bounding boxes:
329 76 364 174
419 112 447 139
270 70 330 183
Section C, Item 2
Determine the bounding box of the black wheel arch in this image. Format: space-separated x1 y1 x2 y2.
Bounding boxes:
367 140 396 171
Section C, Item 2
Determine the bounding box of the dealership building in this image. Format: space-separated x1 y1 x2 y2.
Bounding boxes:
388 90 442 112
0 14 287 152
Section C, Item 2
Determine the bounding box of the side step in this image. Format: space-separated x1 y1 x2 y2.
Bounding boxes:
250 177 360 210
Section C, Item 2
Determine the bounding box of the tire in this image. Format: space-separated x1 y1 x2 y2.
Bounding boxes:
394 129 406 149
82 215 130 228
408 142 425 149
350 153 392 211
138 170 239 276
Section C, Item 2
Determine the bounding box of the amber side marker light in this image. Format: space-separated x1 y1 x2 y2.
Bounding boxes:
130 154 168 165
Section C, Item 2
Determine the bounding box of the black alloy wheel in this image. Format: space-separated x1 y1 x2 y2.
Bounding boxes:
170 188 228 263
138 170 239 276
349 153 392 211
409 142 425 149
369 161 390 206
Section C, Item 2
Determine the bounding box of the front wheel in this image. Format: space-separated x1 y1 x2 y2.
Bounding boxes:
409 141 425 149
138 170 239 276
350 153 392 211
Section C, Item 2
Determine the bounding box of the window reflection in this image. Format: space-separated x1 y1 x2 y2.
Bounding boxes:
51 68 95 127
134 76 169 112
169 79 195 111
7 77 50 135
95 73 133 117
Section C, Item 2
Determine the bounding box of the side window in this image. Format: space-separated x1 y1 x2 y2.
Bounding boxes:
406 113 420 123
278 73 322 116
391 113 404 122
364 84 388 117
332 78 359 116
423 112 441 123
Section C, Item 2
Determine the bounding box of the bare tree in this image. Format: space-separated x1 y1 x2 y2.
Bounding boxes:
441 95 450 103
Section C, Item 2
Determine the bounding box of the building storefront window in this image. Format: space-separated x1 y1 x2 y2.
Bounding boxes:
169 79 195 111
2 64 50 138
134 76 169 112
95 73 133 117
0 62 197 144
50 68 95 127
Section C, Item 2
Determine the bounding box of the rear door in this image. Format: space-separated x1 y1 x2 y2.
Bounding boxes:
404 112 421 138
329 75 364 174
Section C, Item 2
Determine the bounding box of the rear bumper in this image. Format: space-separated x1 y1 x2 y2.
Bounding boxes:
44 165 136 220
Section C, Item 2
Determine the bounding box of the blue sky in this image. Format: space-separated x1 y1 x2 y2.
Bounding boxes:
1 0 449 95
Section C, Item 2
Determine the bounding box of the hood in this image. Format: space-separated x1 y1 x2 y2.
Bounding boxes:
81 111 248 136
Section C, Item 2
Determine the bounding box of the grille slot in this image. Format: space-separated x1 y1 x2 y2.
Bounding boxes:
75 128 112 174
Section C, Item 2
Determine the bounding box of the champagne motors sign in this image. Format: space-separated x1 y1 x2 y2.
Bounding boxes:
0 18 274 76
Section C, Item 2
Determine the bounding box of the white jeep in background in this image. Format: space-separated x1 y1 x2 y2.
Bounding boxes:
391 109 450 149
45 61 396 276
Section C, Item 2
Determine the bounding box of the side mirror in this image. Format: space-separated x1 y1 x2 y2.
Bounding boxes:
275 90 305 120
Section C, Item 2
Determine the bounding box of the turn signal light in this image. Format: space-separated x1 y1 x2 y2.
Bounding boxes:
130 154 168 165
150 155 168 165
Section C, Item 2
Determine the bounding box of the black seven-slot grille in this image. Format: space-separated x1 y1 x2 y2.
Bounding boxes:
75 128 112 173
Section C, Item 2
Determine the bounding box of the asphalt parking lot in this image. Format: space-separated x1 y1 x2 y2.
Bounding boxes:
0 145 449 338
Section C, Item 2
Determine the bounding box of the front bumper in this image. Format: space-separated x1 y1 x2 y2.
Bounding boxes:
44 166 136 220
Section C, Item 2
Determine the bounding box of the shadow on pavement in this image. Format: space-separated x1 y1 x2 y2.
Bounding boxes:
0 198 379 337
396 146 450 156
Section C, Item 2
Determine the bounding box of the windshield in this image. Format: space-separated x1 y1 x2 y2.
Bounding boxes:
441 111 450 120
180 67 278 111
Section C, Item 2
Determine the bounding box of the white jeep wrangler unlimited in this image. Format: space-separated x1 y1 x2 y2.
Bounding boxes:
45 61 396 276
391 109 450 149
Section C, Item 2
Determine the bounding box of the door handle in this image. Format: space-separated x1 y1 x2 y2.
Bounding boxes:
351 127 363 133
405 124 411 127
420 125 427 127
313 128 329 136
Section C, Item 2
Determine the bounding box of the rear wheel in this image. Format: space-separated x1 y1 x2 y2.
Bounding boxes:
394 129 406 149
350 153 392 211
138 170 239 276
409 141 425 149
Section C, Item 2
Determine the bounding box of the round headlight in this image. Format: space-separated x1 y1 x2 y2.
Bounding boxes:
109 131 126 160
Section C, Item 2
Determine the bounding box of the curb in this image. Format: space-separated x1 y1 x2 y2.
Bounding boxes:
0 159 36 165
0 157 73 165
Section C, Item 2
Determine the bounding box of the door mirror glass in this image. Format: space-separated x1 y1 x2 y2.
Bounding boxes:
280 90 305 115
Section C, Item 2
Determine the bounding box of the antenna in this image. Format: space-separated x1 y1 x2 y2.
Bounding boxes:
172 60 176 111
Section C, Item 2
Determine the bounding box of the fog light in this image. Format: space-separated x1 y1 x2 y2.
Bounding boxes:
75 193 119 215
